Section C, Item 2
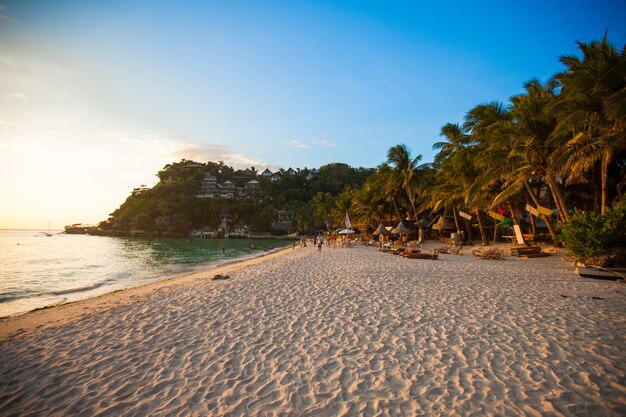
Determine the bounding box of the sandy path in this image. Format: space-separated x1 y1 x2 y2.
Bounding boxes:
1 245 625 416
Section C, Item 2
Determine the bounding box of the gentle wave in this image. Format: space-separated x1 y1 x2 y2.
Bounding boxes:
48 283 107 296
0 231 290 317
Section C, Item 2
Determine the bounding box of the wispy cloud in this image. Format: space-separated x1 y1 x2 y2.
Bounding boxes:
111 134 272 169
7 91 27 99
172 145 271 169
310 138 337 147
0 6 21 25
112 134 184 156
285 140 309 149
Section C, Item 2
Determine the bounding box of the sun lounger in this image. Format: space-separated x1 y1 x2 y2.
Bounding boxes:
402 251 438 260
435 243 464 255
509 246 550 258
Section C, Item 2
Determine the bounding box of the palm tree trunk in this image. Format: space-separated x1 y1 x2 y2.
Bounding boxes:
463 218 473 242
546 179 566 222
475 208 488 246
390 197 402 220
601 150 612 213
507 202 519 225
524 182 558 245
545 174 570 222
451 204 462 234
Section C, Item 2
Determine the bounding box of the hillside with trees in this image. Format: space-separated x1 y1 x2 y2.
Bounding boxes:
98 35 625 263
98 161 375 237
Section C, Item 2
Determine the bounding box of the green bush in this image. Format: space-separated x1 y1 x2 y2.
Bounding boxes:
559 200 626 261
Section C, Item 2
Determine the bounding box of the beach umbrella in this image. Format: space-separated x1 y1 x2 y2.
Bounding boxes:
338 228 355 235
432 217 455 230
373 223 391 235
391 221 410 235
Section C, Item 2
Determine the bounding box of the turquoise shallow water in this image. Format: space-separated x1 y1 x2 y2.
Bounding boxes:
0 230 289 317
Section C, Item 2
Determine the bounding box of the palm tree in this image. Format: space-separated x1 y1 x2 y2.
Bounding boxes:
386 144 429 221
495 79 570 222
555 34 626 213
351 174 392 229
462 91 565 243
431 119 509 245
432 123 471 163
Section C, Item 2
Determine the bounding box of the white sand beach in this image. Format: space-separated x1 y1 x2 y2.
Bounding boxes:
1 243 625 416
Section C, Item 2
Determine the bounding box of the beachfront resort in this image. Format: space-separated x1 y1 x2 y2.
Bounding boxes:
1 1 625 414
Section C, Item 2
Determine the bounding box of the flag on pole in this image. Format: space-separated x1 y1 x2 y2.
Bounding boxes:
345 212 351 229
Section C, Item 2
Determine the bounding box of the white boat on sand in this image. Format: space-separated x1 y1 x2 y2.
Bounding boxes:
576 265 626 280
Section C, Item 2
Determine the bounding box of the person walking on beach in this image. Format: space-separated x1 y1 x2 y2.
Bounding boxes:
317 235 323 252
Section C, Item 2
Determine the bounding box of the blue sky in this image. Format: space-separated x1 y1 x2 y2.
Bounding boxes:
1 0 624 228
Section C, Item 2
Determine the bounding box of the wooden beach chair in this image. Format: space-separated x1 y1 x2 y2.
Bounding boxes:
434 244 452 254
510 246 541 257
450 243 464 255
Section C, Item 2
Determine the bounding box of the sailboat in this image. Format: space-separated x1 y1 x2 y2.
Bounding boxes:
41 220 52 237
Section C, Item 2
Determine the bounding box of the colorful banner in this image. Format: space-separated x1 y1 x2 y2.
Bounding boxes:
525 204 539 217
488 210 505 221
537 205 553 216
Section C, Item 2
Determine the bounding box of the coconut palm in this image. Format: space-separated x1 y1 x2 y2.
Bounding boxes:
386 144 430 221
555 35 626 213
431 119 506 245
494 79 570 222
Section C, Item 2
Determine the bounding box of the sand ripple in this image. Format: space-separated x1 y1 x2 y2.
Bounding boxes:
1 245 625 416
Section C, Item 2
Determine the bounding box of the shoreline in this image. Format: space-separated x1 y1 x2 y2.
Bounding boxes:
0 244 294 341
2 242 625 416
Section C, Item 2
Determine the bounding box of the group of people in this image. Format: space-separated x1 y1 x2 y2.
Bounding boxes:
294 235 325 252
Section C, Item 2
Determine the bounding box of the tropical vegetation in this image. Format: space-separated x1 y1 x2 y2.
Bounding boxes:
100 35 625 261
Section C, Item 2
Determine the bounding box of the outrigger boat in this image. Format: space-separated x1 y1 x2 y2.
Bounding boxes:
576 264 626 280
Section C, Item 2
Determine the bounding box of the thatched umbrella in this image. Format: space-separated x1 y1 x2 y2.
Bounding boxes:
431 216 455 230
391 221 411 235
373 223 391 236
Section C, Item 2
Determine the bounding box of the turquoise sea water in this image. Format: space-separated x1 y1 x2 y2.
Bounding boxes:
0 230 289 317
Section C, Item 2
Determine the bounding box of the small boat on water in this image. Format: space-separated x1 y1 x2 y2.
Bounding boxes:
576 265 626 280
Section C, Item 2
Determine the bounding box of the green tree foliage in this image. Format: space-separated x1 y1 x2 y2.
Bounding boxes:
559 199 626 262
105 160 373 236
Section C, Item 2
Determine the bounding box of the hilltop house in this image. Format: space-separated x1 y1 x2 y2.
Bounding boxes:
197 174 263 198
244 179 262 197
220 180 236 199
261 168 273 177
197 174 219 198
